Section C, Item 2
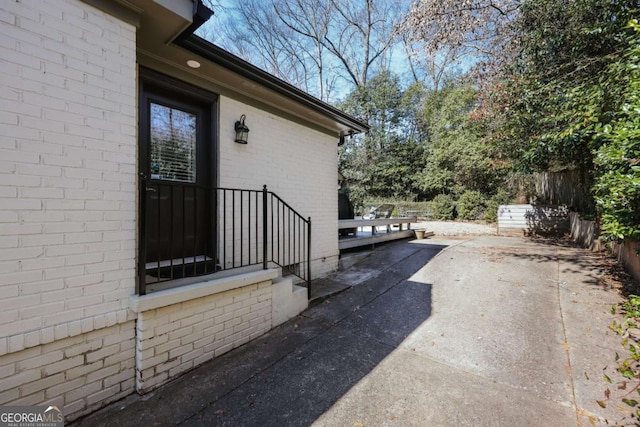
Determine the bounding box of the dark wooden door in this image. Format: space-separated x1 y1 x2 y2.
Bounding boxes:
139 71 216 281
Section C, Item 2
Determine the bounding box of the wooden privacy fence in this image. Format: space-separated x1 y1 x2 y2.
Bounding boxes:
535 170 593 213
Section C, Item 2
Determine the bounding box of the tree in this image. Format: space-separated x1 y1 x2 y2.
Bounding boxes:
401 0 521 67
271 0 333 100
338 71 427 208
201 0 323 96
487 0 636 168
322 0 402 88
202 0 405 101
418 83 500 198
592 21 640 241
478 0 639 239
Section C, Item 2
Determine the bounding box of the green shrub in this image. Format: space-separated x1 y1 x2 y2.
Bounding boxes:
457 191 487 220
484 189 513 223
592 23 640 241
430 194 457 220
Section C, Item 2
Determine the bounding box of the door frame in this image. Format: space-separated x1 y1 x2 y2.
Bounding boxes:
137 68 219 294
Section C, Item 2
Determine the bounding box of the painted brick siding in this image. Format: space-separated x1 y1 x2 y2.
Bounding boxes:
219 97 340 277
0 0 137 342
135 281 272 393
0 321 135 421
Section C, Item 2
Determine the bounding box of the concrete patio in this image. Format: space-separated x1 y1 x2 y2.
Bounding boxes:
71 235 630 427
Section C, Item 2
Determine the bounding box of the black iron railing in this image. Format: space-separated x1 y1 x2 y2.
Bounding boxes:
138 178 311 297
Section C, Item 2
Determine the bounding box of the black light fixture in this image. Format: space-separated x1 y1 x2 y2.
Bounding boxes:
234 114 249 144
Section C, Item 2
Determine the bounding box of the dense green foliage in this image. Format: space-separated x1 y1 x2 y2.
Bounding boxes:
339 73 510 218
420 84 502 199
487 0 636 169
483 189 513 223
457 191 487 220
593 21 640 240
339 72 428 210
485 1 639 239
429 194 457 220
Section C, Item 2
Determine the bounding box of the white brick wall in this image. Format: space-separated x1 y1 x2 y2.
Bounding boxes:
135 281 272 393
219 97 340 277
0 321 135 421
0 0 137 343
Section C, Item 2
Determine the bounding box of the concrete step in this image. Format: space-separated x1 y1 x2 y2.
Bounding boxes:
271 276 308 327
291 284 308 314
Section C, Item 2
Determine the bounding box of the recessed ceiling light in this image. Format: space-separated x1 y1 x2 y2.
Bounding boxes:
187 60 201 69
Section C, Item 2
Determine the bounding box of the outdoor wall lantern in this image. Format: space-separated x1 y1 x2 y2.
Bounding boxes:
234 114 249 144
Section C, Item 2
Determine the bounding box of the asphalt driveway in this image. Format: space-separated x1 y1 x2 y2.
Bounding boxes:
73 236 628 427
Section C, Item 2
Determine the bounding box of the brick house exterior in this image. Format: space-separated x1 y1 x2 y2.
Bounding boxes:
0 0 367 421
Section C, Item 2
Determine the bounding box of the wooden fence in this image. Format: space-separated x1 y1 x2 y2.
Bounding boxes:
535 170 593 213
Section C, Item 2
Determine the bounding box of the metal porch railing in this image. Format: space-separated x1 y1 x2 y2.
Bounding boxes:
138 180 311 297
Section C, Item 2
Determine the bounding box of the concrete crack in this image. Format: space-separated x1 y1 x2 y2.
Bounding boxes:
555 247 580 425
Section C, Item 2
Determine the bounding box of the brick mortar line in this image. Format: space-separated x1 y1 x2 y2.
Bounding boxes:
0 309 137 357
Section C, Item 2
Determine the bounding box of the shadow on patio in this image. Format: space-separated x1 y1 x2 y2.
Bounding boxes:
71 240 446 427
